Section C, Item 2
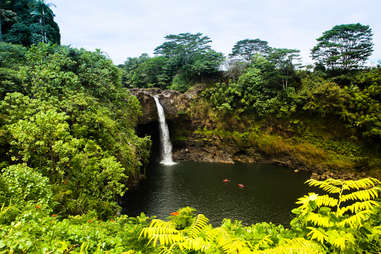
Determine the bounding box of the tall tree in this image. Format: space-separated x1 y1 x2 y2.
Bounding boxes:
311 23 373 70
0 0 60 46
30 0 58 43
154 32 224 90
230 38 270 61
154 33 212 57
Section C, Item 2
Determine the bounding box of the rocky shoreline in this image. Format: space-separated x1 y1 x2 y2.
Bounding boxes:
130 88 374 181
173 143 368 180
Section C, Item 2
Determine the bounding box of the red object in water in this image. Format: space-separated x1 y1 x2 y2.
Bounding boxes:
237 184 245 188
223 178 230 183
170 211 179 216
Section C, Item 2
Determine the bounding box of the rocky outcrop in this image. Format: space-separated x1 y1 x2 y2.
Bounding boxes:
130 88 192 124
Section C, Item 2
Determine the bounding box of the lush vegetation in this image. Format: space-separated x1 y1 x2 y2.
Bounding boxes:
0 177 379 253
0 0 60 46
0 42 151 218
179 24 380 177
1 6 380 251
119 33 224 91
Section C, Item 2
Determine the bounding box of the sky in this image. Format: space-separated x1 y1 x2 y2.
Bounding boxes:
50 0 381 66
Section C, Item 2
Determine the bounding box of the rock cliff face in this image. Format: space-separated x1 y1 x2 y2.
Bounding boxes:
130 88 366 180
130 88 192 124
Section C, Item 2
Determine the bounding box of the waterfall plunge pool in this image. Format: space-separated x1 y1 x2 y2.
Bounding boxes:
122 161 311 226
126 96 311 226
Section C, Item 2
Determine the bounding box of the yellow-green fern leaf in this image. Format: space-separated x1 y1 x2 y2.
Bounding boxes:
342 178 380 190
255 238 325 254
179 237 211 252
307 227 328 243
338 210 372 229
306 179 342 194
337 200 379 216
340 187 379 202
306 212 332 227
140 219 181 247
315 195 338 208
188 214 209 239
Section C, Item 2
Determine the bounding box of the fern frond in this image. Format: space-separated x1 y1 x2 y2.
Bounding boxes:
140 219 181 247
307 227 328 243
338 210 372 229
315 195 338 208
341 178 380 191
306 212 332 227
188 214 209 239
306 179 342 194
255 238 325 254
252 235 273 251
327 230 355 251
295 193 318 215
337 200 379 216
178 237 211 252
219 238 252 254
214 227 252 254
340 187 379 202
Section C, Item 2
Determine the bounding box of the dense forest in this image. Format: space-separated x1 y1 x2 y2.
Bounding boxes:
0 2 380 253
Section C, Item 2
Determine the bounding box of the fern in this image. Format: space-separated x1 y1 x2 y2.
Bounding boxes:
306 227 328 243
292 177 380 253
188 214 209 238
255 238 325 254
340 187 379 202
337 200 379 216
139 219 181 247
305 212 332 227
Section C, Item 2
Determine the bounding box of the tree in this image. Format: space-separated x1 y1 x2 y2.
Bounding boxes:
154 32 212 57
154 32 224 90
30 0 60 44
267 48 301 90
119 55 172 89
0 0 60 46
230 38 270 61
311 23 373 70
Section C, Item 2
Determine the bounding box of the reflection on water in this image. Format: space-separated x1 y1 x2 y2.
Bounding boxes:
122 162 311 226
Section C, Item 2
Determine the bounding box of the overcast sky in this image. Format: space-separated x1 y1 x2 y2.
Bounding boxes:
50 0 381 65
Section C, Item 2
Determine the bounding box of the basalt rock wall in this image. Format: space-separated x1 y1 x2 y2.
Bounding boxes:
130 88 192 124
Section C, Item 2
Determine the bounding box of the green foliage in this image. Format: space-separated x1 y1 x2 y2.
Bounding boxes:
131 32 225 91
0 0 60 46
311 23 373 70
120 55 173 89
0 43 151 218
291 178 380 253
0 164 53 207
0 178 379 253
230 38 271 61
0 203 155 253
301 72 381 141
204 54 301 118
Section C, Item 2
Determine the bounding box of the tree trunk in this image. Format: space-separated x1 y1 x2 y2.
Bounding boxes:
0 14 3 42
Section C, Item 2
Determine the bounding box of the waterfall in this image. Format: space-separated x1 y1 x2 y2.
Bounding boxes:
153 95 176 166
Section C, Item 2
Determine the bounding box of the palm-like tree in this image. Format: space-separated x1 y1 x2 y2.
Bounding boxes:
30 0 55 43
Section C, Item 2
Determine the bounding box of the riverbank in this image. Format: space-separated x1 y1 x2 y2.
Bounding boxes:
130 87 380 181
172 131 370 181
170 92 379 180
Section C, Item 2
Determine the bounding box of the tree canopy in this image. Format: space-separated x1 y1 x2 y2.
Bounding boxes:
311 23 373 70
230 38 271 61
0 0 60 46
120 33 224 91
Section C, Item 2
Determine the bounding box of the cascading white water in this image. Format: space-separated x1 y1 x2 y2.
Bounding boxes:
153 95 176 166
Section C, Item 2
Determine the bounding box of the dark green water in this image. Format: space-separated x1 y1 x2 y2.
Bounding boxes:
122 161 311 226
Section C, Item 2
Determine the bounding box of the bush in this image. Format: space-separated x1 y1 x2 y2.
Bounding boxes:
0 164 53 207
